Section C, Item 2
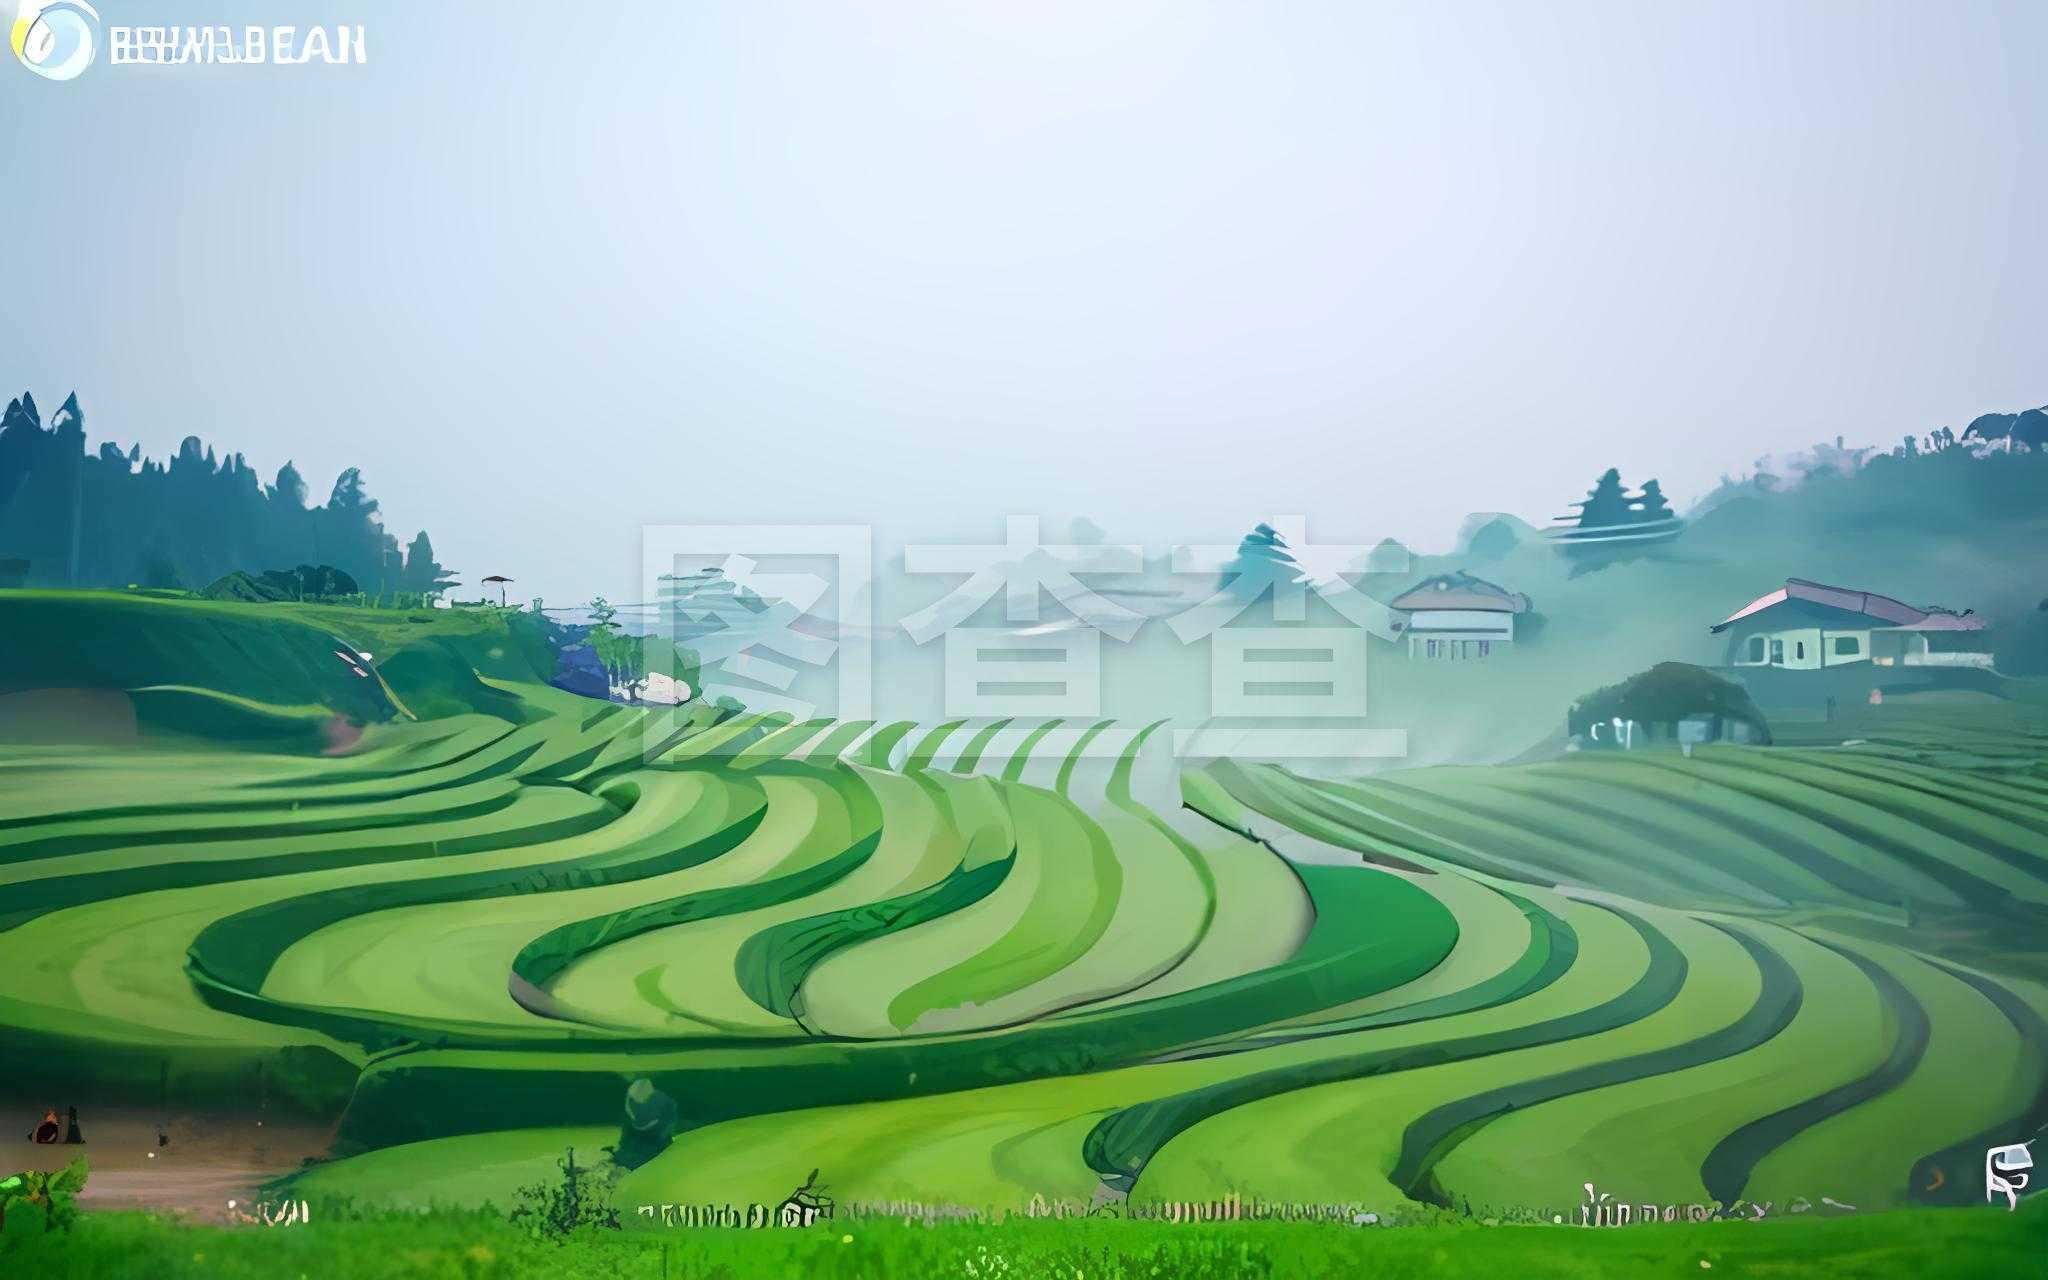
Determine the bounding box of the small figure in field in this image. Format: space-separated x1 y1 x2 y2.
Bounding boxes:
157 1122 169 1148
63 1106 83 1144
30 1108 60 1144
610 1077 679 1171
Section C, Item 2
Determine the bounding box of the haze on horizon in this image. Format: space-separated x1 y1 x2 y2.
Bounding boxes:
7 0 2045 604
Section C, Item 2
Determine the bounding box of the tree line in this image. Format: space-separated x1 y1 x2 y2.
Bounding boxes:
1572 469 1673 528
0 390 453 596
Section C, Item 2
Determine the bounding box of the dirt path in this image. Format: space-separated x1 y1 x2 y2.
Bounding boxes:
8 1104 336 1221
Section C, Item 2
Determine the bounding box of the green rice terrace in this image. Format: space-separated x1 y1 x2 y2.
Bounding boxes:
3 593 2046 1238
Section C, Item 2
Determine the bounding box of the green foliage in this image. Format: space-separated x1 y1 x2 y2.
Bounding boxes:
199 570 291 602
588 626 637 693
1568 661 1771 741
0 391 432 594
1696 440 2048 538
583 597 653 699
1633 478 1672 521
1962 405 2048 450
1217 522 1306 599
1575 468 1631 527
507 1148 621 1242
2 1202 2046 1280
270 564 364 600
1574 469 1674 528
578 600 698 704
0 590 399 727
404 531 460 598
0 1157 87 1252
199 564 363 602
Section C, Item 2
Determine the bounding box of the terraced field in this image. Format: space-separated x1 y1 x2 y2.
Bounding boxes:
4 629 2045 1220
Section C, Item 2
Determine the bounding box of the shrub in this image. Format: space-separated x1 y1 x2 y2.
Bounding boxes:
1569 661 1771 743
0 1157 87 1252
507 1147 620 1242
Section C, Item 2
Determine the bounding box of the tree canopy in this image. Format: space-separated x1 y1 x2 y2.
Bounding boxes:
1569 662 1771 741
0 390 435 595
1574 469 1676 529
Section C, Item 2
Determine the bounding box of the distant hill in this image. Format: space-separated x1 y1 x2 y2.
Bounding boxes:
1455 512 1541 561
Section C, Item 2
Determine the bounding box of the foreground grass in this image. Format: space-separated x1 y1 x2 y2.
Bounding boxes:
7 1202 2044 1280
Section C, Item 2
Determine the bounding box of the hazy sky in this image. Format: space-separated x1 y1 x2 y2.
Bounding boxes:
8 1 2045 602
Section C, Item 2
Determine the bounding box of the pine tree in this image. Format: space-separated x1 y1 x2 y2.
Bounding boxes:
1576 469 1632 528
0 391 437 595
1631 478 1672 523
1219 521 1307 597
319 467 391 590
402 530 458 597
586 597 632 697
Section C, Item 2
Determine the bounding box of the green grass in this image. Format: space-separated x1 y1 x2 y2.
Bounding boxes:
1435 920 1889 1208
1108 806 1310 1003
282 1128 617 1212
0 590 399 727
807 781 1124 1035
541 770 882 1030
8 1201 2045 1280
1742 946 2048 1208
0 590 575 733
6 596 2048 1226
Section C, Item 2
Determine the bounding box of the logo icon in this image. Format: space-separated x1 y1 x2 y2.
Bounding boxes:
1986 1141 2033 1211
10 0 98 81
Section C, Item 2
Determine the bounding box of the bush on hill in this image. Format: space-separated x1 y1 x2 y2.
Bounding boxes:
1568 661 1771 744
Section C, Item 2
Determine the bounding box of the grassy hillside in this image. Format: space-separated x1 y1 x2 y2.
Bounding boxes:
0 591 566 744
3 687 2043 1224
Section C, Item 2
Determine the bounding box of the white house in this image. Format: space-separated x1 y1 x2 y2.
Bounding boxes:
1710 578 1992 671
1389 572 1533 660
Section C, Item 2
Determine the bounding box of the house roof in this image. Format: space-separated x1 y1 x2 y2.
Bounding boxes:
1709 578 1985 633
1389 572 1532 614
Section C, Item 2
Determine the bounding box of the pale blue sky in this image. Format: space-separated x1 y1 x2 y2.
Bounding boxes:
6 1 2044 602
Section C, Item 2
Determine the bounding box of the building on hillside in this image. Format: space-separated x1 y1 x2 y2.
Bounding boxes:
1709 578 1992 672
1389 572 1532 659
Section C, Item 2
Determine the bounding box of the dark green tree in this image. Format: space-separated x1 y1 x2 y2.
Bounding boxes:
1575 468 1632 528
1216 521 1309 605
320 467 402 593
1631 479 1672 522
586 598 650 701
402 530 458 597
327 467 375 515
268 460 309 509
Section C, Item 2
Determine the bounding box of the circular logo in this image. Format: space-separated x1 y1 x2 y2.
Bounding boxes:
10 0 99 81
